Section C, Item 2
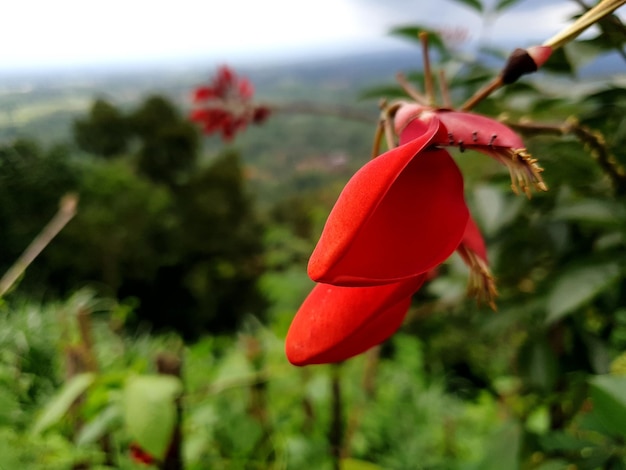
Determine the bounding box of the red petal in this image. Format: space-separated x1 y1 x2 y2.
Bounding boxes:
461 215 487 263
193 86 216 102
308 119 469 286
238 78 254 100
432 110 525 149
285 275 425 366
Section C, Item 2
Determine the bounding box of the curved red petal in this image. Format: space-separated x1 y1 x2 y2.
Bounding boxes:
432 110 525 149
285 276 425 366
461 215 487 263
308 119 469 286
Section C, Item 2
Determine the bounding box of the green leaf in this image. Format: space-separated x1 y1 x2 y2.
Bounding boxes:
32 373 95 435
358 84 407 101
76 404 121 446
123 375 183 460
472 185 524 235
546 262 621 324
540 46 575 76
450 0 483 13
518 337 559 391
552 199 626 226
474 420 521 470
589 375 626 438
495 0 522 12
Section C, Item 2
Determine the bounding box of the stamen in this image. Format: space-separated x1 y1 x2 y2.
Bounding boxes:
457 245 498 310
491 148 548 197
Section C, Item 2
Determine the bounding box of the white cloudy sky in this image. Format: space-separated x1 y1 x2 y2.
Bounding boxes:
0 0 609 70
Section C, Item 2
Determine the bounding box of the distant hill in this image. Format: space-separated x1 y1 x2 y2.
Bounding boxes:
0 45 622 146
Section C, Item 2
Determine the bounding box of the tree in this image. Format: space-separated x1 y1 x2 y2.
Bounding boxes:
73 99 130 157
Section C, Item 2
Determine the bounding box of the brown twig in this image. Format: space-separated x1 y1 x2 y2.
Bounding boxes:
0 194 78 298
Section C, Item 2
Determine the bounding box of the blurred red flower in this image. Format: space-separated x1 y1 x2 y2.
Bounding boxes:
189 65 270 141
129 442 156 466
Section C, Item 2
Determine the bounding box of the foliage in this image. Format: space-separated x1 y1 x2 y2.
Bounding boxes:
74 98 131 157
0 96 266 336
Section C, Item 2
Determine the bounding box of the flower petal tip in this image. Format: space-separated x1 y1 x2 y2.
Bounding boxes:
527 45 552 68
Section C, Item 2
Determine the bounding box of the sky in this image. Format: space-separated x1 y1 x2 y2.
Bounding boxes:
0 0 612 71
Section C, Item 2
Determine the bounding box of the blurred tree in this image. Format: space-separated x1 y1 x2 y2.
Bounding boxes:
73 98 130 157
135 120 200 187
166 151 267 335
0 139 79 286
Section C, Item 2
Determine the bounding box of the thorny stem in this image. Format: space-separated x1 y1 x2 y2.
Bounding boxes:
420 32 436 105
504 117 626 194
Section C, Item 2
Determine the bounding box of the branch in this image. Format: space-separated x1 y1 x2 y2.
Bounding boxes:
0 194 78 298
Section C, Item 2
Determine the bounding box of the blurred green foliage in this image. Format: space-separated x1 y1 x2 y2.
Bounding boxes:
0 95 266 337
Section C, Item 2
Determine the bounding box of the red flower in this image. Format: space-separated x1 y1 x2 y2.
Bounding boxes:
286 216 492 366
189 65 270 141
287 96 546 366
286 275 426 366
129 442 156 466
308 118 469 286
309 106 546 289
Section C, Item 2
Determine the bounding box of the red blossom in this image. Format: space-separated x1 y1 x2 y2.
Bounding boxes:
285 42 553 366
286 275 427 365
287 96 547 366
286 217 492 366
129 442 156 466
308 117 469 286
189 65 269 141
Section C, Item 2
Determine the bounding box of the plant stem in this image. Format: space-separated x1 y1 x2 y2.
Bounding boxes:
0 194 77 298
329 364 344 470
461 0 625 111
420 32 436 105
544 0 626 49
460 77 503 112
